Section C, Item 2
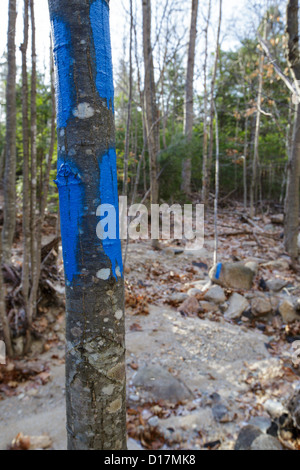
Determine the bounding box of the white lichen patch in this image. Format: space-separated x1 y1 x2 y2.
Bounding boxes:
115 310 123 320
96 268 111 280
108 398 122 414
115 266 122 278
60 128 65 137
102 384 114 396
73 102 95 119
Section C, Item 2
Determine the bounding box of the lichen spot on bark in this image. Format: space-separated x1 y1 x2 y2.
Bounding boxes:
96 268 111 280
115 310 123 320
107 363 125 383
108 398 122 414
73 102 95 119
102 384 114 395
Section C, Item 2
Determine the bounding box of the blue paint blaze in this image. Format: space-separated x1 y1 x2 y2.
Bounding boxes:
99 148 123 279
90 0 115 111
51 18 73 128
215 263 223 280
55 163 83 284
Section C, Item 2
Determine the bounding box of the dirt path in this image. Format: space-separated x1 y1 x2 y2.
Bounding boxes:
0 232 299 450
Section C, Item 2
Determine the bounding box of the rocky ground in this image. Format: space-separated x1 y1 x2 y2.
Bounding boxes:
1 207 300 450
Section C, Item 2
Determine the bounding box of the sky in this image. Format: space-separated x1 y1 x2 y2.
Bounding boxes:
0 0 250 78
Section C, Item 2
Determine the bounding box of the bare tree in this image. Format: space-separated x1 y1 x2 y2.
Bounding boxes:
203 0 222 206
181 0 199 195
285 0 300 262
2 0 17 261
250 19 267 218
142 0 160 214
123 0 133 197
201 0 212 204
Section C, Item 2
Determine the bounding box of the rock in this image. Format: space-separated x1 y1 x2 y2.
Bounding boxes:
279 300 300 323
148 416 159 428
127 438 143 450
169 292 189 304
204 286 226 305
225 293 250 320
251 296 273 317
132 365 193 403
264 399 287 419
288 390 300 430
199 301 218 313
209 262 255 290
270 214 284 225
251 434 282 451
266 279 289 292
248 416 273 434
212 403 234 423
158 409 214 441
187 288 203 297
235 426 262 450
245 261 259 275
262 259 290 271
178 297 200 316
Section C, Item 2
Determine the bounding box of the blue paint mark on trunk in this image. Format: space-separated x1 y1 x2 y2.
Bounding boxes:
99 148 123 279
51 18 74 128
90 0 114 111
55 163 83 284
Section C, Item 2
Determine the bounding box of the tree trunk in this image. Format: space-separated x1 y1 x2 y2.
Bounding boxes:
181 0 199 195
21 0 30 327
48 0 126 450
203 0 222 207
122 0 133 197
2 0 17 262
0 232 13 358
285 0 300 261
201 0 211 203
250 22 266 218
142 0 159 208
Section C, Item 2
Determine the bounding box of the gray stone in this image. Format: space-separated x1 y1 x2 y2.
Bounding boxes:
288 389 300 430
251 296 273 317
264 399 287 419
210 262 255 290
127 438 143 450
212 404 234 423
225 293 250 320
248 416 273 434
279 300 300 323
251 434 282 451
235 426 262 450
132 365 193 403
204 285 226 305
266 279 289 292
148 416 159 428
262 259 290 271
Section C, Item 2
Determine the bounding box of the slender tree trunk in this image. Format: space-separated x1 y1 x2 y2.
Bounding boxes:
181 0 199 195
250 21 266 218
123 0 133 197
202 0 212 203
21 0 30 325
0 232 13 358
285 0 300 262
48 0 126 450
142 0 159 208
25 0 38 352
213 102 219 266
2 0 17 262
203 0 222 207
